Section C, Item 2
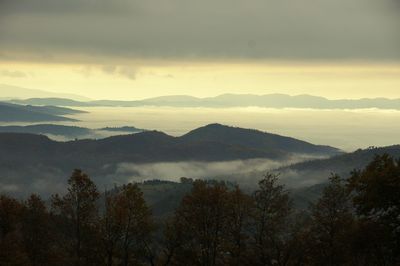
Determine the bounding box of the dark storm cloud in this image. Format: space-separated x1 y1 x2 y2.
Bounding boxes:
0 0 399 62
0 0 131 14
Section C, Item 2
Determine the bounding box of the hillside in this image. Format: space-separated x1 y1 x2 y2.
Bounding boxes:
0 102 81 122
0 124 340 163
11 97 92 107
0 124 92 138
275 145 400 187
99 126 145 133
0 124 145 139
0 124 340 196
181 124 339 155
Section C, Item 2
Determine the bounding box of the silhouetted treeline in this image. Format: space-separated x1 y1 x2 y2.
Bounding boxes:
0 154 399 266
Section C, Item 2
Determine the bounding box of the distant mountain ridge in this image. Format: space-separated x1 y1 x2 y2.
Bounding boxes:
10 94 400 110
0 123 340 163
0 102 83 122
1 124 399 199
0 84 90 101
99 126 145 133
0 124 341 196
0 124 92 138
0 124 146 140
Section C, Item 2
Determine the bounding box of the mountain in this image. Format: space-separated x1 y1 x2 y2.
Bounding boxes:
0 102 81 122
275 145 400 187
0 84 90 101
22 105 86 116
0 124 146 140
99 126 145 133
0 124 92 138
10 97 92 107
10 94 400 109
0 124 340 196
181 124 339 155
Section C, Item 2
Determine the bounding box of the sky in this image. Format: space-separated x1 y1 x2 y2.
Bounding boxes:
0 0 399 100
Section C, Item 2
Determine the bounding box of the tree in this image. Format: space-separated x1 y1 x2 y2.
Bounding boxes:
103 183 153 266
308 174 355 266
251 173 292 266
0 195 23 240
348 154 400 265
101 188 122 266
51 169 100 266
224 186 253 266
0 195 28 265
160 215 188 266
162 180 230 266
21 194 53 266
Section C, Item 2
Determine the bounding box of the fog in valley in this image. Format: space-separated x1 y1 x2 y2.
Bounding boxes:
58 106 400 152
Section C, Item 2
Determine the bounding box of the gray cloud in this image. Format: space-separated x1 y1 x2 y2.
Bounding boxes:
101 65 138 80
0 0 399 63
0 70 28 78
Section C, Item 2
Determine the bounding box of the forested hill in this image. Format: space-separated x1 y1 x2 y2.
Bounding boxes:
0 124 340 165
276 145 400 186
181 124 338 155
0 124 92 138
0 124 340 197
0 102 84 122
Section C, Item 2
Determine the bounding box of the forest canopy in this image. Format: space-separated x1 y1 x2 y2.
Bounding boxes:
0 154 399 266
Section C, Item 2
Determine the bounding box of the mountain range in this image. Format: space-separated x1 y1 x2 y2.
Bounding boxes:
10 94 400 109
0 123 340 196
0 122 399 204
216 144 400 190
0 84 90 101
278 145 400 181
0 124 92 138
0 102 85 122
0 124 145 139
0 123 340 163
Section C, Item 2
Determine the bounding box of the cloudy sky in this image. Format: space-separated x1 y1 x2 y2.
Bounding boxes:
0 0 399 100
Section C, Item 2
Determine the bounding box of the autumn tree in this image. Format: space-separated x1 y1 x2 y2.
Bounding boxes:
308 174 355 266
224 186 254 265
104 183 153 266
348 154 400 265
159 215 187 266
250 173 292 266
101 188 122 266
161 180 231 266
161 180 259 266
51 169 100 266
21 194 53 266
0 194 28 265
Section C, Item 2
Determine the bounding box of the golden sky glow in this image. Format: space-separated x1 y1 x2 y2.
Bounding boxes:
1 61 400 100
1 0 399 100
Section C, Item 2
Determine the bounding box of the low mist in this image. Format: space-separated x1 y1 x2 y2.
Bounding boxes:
115 154 328 189
0 154 330 198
